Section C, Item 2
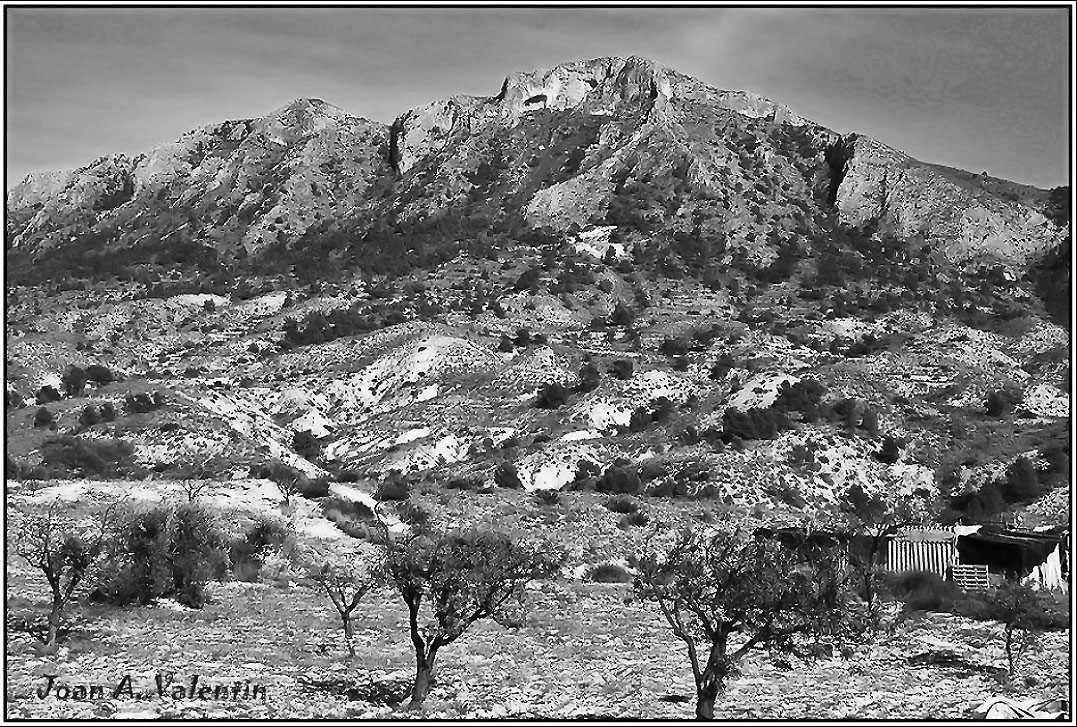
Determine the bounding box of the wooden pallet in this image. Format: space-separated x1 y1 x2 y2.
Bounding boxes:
950 564 991 591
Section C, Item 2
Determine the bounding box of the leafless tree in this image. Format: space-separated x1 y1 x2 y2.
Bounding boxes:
311 550 381 658
13 499 116 649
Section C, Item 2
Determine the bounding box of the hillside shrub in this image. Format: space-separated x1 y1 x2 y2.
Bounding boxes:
999 457 1041 503
609 359 634 380
33 406 55 430
296 476 331 499
884 570 965 613
446 475 483 491
658 337 690 357
125 391 166 414
536 382 570 409
596 462 642 495
586 562 633 583
62 366 88 397
230 517 291 582
646 478 692 498
39 436 135 478
985 388 1018 417
638 458 669 482
608 300 635 326
493 462 522 489
533 489 561 507
605 495 640 514
322 496 377 538
86 364 115 385
292 430 321 459
375 477 411 501
721 407 791 441
618 511 650 529
570 459 602 490
629 406 652 432
875 435 902 464
708 353 735 381
651 396 676 423
576 362 601 394
772 378 825 421
6 389 25 409
395 499 431 530
36 386 61 404
78 405 101 429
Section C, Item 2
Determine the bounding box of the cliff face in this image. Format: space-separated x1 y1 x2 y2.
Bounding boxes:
834 135 1060 263
6 56 1064 274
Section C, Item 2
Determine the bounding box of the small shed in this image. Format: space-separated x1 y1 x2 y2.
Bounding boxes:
885 527 959 580
955 526 1069 591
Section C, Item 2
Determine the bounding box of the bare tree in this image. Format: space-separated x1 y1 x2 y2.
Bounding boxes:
13 500 115 649
635 522 868 720
311 550 381 658
967 579 1066 677
383 527 561 709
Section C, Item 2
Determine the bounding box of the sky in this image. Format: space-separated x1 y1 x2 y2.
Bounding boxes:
4 6 1072 189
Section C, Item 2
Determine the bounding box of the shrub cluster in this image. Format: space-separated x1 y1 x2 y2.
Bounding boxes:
125 391 166 414
595 462 643 495
230 517 291 582
79 403 117 428
493 462 522 489
33 406 56 430
281 302 408 348
772 378 825 422
605 495 641 514
721 406 791 441
498 328 549 352
947 456 1045 522
93 504 230 608
533 489 561 507
39 436 136 478
375 476 411 502
586 562 633 583
628 396 677 433
536 382 571 409
322 496 379 539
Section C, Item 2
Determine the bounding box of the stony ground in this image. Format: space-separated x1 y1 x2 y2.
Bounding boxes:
5 479 1070 721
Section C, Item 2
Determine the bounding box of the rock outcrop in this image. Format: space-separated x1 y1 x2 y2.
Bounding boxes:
834 135 1060 265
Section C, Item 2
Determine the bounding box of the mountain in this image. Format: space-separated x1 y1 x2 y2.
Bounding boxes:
5 56 1071 536
7 56 1065 284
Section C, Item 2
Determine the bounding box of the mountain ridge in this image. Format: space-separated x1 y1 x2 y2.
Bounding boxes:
6 55 1066 278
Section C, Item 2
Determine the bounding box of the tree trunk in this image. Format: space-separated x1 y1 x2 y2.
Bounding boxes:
342 615 355 658
1004 625 1015 676
694 675 719 720
695 663 730 720
45 598 62 648
694 645 728 720
409 656 434 709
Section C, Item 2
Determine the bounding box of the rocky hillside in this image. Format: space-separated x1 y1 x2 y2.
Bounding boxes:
5 56 1071 534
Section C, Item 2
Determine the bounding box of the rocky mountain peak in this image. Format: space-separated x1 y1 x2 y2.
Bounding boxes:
494 56 673 115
